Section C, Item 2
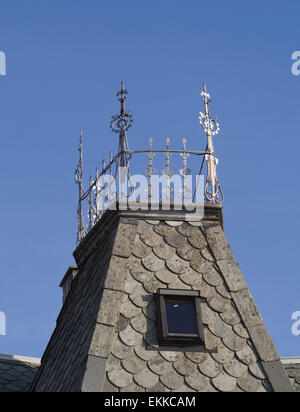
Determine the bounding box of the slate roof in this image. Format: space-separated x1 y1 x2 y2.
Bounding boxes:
282 358 300 392
0 354 40 392
100 218 291 392
31 205 293 392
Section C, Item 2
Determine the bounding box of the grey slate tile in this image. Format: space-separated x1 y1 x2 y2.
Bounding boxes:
30 212 294 392
0 359 39 392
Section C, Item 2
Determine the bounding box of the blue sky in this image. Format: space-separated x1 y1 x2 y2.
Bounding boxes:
0 0 299 358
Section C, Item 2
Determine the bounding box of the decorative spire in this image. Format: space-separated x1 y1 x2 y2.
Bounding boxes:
73 82 224 247
110 81 133 167
199 83 224 204
75 130 85 245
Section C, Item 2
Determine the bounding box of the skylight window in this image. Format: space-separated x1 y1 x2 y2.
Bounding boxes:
156 289 204 346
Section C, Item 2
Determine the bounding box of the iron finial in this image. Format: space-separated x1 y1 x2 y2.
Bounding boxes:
75 130 85 245
117 81 128 115
110 81 133 168
110 81 133 135
199 84 223 204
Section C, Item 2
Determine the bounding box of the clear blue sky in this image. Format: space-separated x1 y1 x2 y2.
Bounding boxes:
0 0 299 358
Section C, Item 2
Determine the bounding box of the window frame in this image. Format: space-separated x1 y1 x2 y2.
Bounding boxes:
156 289 205 346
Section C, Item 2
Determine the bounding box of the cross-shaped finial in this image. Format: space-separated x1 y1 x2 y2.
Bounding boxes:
116 81 128 115
110 81 133 135
201 83 212 117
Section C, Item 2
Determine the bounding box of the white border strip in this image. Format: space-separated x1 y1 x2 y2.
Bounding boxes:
281 357 300 364
0 353 41 365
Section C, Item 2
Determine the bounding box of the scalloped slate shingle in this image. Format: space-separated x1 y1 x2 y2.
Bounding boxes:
282 361 300 392
31 205 293 392
0 357 40 392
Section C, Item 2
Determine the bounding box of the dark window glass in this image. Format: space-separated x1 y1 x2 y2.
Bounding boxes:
165 298 198 335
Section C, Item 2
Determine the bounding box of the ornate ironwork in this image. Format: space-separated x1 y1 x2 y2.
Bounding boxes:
74 82 225 246
110 81 133 168
145 138 157 198
199 83 224 204
180 138 192 201
74 130 86 245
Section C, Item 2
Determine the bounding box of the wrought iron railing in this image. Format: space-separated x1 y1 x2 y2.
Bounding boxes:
74 83 224 246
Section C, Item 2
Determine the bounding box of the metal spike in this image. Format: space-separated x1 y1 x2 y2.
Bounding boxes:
94 168 99 221
88 176 93 230
146 138 157 199
75 130 85 246
162 138 174 178
199 84 223 204
109 153 113 176
102 160 106 175
110 81 133 169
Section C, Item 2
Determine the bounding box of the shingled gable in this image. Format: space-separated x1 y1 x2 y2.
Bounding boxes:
30 203 293 392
